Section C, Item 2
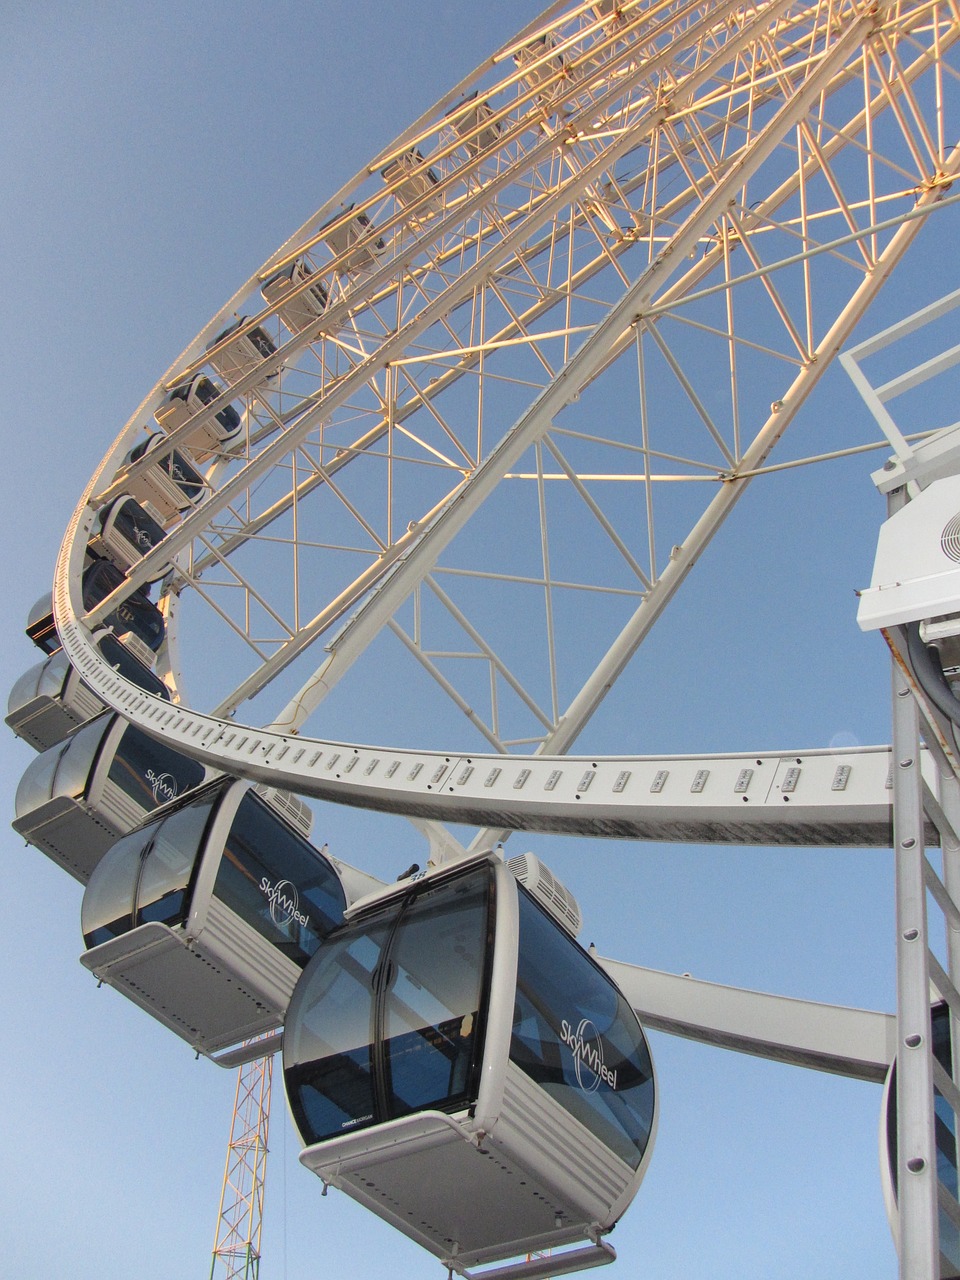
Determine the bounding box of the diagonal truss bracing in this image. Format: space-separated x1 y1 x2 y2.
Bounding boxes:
59 0 960 777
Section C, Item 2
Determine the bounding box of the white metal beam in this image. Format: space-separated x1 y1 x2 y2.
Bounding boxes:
598 957 896 1081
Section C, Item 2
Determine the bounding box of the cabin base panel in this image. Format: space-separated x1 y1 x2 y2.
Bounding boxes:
13 797 121 884
6 698 87 753
301 1111 603 1269
81 922 282 1056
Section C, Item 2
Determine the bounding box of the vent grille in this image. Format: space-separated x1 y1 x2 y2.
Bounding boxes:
254 784 314 838
506 852 582 937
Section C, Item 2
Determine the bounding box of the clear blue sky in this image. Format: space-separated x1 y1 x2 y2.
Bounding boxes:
1 4 955 1277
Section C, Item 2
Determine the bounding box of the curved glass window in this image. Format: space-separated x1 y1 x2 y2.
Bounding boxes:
171 375 241 432
510 886 655 1169
26 592 59 654
7 652 72 717
82 560 165 653
96 636 171 699
82 789 218 947
106 724 205 811
285 866 493 1146
102 498 167 559
15 736 72 818
15 713 112 817
285 921 390 1142
887 1004 960 1271
212 792 346 965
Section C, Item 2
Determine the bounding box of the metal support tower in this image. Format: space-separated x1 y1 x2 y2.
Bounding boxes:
210 1054 273 1280
847 295 960 1278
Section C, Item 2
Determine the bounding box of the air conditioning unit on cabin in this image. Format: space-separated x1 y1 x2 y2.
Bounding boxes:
506 851 582 937
255 784 314 839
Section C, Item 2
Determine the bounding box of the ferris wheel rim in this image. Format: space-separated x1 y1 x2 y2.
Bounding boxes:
53 0 960 831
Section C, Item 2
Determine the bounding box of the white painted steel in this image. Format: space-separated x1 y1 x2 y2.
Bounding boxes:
41 0 960 841
890 655 940 1279
599 957 897 1082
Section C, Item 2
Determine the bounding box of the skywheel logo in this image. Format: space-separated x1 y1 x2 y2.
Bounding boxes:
560 1017 618 1092
260 877 310 929
145 769 178 805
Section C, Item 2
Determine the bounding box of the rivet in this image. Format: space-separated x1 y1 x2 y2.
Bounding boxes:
905 1033 923 1048
901 837 917 849
903 928 920 941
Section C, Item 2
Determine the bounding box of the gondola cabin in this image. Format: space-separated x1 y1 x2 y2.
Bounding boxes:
82 558 165 666
380 149 442 229
81 779 348 1058
319 205 388 275
7 650 106 751
7 636 171 753
88 496 169 579
26 591 63 655
25 562 165 669
261 259 329 335
283 854 657 1275
121 432 206 522
13 713 206 883
155 373 243 462
206 317 278 385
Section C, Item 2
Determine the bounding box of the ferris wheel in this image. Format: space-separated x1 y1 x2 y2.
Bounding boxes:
11 0 960 1275
46 0 960 803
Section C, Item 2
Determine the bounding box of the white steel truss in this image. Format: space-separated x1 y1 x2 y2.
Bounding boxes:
54 0 960 791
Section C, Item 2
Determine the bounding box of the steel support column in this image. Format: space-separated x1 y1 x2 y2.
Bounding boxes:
892 610 940 1278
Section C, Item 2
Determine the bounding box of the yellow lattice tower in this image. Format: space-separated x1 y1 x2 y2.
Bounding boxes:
210 1054 273 1280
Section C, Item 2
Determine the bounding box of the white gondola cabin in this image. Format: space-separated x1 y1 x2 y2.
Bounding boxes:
381 149 442 230
81 779 348 1058
205 317 278 385
261 258 330 335
26 591 63 654
446 92 502 157
6 636 170 752
283 854 657 1276
25 561 165 669
7 651 104 751
13 712 206 883
88 495 169 579
121 432 206 521
319 205 388 274
154 373 243 462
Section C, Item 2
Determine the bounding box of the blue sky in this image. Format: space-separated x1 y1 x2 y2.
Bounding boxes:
2 3 956 1277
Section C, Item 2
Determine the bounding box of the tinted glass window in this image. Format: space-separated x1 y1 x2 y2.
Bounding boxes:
190 376 241 431
82 561 165 652
510 887 655 1169
249 326 276 359
212 793 346 965
161 450 204 503
284 865 494 1148
107 725 205 810
383 874 489 1118
135 790 218 928
285 923 389 1144
26 593 58 654
82 816 164 947
107 500 166 557
96 636 170 699
887 1005 960 1271
192 376 216 405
